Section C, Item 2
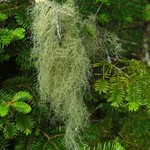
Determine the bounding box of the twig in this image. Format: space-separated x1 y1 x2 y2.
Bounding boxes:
42 130 50 140
0 3 30 13
27 135 32 150
94 2 103 17
42 130 64 140
42 140 49 150
46 2 74 42
42 130 64 150
119 39 139 45
51 141 60 150
1 145 6 150
118 26 144 31
111 63 130 78
101 52 130 78
106 50 112 63
48 5 72 16
56 14 61 41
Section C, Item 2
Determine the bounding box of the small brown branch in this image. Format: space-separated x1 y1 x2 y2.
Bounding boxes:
47 5 71 42
27 135 33 150
1 145 6 150
0 2 30 13
119 39 139 45
42 130 64 150
0 6 18 13
94 2 103 17
42 130 64 140
42 131 50 140
42 141 49 150
111 63 130 78
51 142 59 150
104 50 130 78
118 26 144 31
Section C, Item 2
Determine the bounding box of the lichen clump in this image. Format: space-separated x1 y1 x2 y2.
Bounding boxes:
31 0 91 149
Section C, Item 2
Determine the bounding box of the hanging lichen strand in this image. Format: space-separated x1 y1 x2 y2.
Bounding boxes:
31 0 91 149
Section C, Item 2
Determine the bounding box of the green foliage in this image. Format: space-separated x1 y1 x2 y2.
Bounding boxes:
108 76 126 107
0 136 9 149
0 53 10 62
96 0 110 6
14 91 32 102
0 91 34 140
14 125 65 150
15 114 34 135
143 4 150 21
83 141 125 150
0 91 32 115
95 79 109 94
0 90 11 101
0 13 7 21
12 102 31 114
118 112 150 150
2 76 33 91
0 29 13 48
94 59 150 111
15 6 30 29
4 122 18 139
0 103 9 117
0 2 15 16
13 28 25 39
0 28 25 48
0 0 31 68
126 82 142 111
97 13 110 25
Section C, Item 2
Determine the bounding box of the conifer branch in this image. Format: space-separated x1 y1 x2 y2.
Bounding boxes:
0 3 30 13
111 63 130 78
51 142 59 150
42 130 64 140
27 135 32 150
119 39 139 45
42 130 64 149
105 50 130 78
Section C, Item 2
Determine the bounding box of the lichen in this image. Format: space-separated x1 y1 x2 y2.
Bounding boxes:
31 1 91 149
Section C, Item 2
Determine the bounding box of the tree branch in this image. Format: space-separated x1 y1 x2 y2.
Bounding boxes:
95 2 103 17
119 39 139 45
118 26 144 31
0 3 30 13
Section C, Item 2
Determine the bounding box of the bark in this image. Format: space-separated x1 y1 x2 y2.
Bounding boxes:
141 22 150 66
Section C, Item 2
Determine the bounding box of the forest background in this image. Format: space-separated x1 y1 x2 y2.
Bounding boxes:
0 0 150 149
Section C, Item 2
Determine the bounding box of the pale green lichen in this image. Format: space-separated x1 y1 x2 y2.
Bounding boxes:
31 0 90 149
30 0 123 149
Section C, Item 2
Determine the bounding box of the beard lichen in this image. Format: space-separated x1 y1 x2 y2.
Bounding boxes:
31 0 124 149
31 0 91 149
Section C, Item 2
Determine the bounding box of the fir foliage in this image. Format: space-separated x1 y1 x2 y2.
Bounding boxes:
0 91 34 140
94 59 150 111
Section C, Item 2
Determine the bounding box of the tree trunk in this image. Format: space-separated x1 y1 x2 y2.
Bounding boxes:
141 22 150 66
